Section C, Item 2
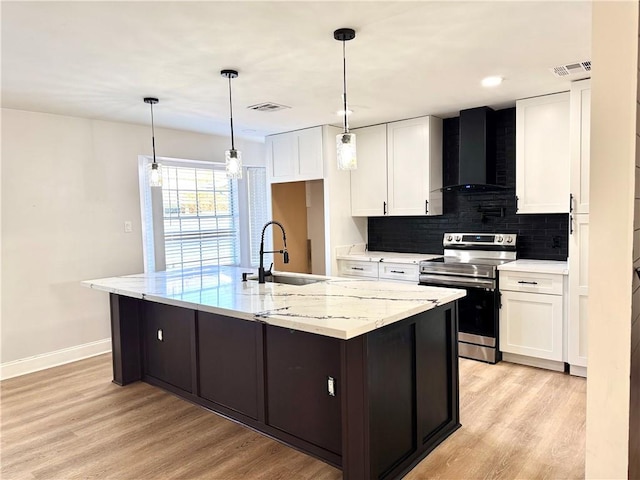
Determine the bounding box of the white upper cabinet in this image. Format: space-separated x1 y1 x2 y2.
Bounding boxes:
350 116 443 217
387 117 443 216
516 92 571 214
266 126 323 183
570 79 591 214
350 124 387 216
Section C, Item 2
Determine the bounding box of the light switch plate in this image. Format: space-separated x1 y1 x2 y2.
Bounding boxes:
124 221 132 233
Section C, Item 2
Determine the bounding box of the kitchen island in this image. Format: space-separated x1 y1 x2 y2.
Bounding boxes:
83 267 465 480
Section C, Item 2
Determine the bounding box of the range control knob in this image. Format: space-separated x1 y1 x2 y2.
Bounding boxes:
455 235 462 242
496 235 504 243
446 235 453 242
506 236 513 244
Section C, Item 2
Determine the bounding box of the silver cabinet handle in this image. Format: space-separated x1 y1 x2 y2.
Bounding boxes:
390 270 405 274
517 281 538 285
327 376 336 396
351 266 364 271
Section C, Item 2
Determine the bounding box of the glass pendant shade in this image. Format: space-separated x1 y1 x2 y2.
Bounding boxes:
148 161 162 187
225 149 242 179
336 132 357 170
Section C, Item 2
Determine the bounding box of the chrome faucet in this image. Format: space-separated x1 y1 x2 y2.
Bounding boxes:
259 220 289 283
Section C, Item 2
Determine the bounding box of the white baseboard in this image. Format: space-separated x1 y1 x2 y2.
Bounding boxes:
0 338 111 381
569 364 587 377
502 352 565 372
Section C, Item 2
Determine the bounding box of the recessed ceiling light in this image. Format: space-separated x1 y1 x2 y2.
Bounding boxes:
481 76 503 87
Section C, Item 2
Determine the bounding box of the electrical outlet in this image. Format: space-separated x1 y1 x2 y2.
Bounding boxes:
124 221 132 233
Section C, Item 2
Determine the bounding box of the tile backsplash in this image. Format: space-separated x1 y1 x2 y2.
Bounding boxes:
367 108 569 260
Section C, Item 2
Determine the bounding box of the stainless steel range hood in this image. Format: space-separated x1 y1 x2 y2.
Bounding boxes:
443 106 508 192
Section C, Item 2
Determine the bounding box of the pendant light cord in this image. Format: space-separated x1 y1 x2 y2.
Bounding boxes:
228 76 235 151
150 102 157 164
342 40 349 134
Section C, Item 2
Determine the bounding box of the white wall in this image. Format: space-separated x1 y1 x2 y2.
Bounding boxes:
0 108 264 375
322 125 367 275
586 2 638 477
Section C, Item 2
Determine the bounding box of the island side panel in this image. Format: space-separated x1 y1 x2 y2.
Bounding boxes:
341 302 460 480
415 303 460 450
109 293 142 386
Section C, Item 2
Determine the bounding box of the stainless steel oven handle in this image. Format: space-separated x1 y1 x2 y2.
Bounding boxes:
419 273 496 290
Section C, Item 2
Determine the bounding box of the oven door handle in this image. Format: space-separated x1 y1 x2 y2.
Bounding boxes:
419 274 496 290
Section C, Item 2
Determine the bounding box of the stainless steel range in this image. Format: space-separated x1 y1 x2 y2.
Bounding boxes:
419 233 517 363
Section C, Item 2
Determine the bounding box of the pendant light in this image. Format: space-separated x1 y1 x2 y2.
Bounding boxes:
143 97 162 188
334 28 357 170
221 69 242 179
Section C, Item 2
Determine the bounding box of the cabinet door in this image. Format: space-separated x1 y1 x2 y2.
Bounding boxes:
265 325 342 455
297 126 323 180
568 214 589 370
516 92 571 214
387 116 442 216
198 312 260 419
337 259 378 278
267 132 296 182
570 79 591 214
350 124 387 216
143 302 195 393
499 291 563 361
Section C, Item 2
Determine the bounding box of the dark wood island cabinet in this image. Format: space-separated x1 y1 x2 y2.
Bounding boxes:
108 293 459 480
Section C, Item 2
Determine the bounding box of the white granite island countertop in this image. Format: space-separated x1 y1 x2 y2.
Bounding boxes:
83 266 465 340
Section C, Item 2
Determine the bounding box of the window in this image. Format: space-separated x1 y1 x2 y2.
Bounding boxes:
162 164 239 270
139 157 269 272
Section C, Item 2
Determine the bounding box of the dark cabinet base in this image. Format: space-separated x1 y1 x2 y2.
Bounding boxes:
109 293 459 480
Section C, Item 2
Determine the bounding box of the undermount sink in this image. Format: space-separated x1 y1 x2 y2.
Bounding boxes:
247 273 328 286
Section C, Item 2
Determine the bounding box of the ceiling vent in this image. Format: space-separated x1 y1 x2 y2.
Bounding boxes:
247 102 290 112
550 60 591 78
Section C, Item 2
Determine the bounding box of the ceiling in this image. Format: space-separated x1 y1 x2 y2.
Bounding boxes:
1 1 592 142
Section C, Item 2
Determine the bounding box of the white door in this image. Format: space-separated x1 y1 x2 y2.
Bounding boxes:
297 127 323 180
568 214 589 370
570 80 591 214
350 124 387 216
516 92 571 214
268 133 296 182
500 290 564 361
387 117 432 216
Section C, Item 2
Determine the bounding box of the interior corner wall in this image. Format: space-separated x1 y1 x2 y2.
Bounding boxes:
0 108 264 376
321 125 367 275
586 2 638 478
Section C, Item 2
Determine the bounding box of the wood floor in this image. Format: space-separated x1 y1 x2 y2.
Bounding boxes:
1 354 586 479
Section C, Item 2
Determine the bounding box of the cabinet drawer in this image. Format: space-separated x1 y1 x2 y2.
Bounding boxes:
499 271 564 295
337 259 378 278
378 263 419 283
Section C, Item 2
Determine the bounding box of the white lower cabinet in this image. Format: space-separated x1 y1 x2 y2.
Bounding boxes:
568 214 589 376
499 270 567 370
337 259 378 279
378 263 419 283
500 290 564 361
336 259 419 284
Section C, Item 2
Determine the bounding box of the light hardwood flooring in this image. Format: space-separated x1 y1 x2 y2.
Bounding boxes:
1 354 586 479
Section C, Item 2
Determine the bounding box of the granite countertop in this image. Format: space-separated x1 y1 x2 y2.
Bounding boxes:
498 259 569 275
336 244 441 264
82 266 465 340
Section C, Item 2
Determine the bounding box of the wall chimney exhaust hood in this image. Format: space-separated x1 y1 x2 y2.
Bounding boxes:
443 106 509 192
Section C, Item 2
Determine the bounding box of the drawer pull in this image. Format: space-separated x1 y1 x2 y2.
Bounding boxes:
390 270 406 274
351 266 364 271
517 281 538 285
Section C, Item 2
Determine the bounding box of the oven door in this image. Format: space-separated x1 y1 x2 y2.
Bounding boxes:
419 273 499 363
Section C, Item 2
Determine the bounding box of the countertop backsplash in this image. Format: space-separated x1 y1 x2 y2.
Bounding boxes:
367 108 569 261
